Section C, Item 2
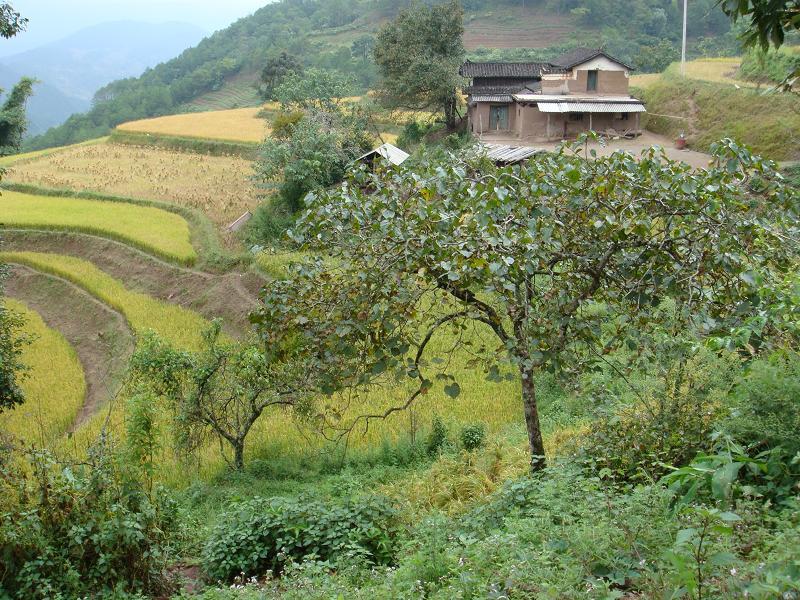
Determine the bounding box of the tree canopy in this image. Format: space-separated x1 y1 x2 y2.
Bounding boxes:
373 0 465 129
259 51 304 101
253 139 800 470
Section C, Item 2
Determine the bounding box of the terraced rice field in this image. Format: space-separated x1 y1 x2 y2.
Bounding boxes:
5 142 259 228
0 252 211 350
186 73 262 111
631 57 754 90
0 299 86 444
117 107 270 143
0 190 196 264
463 7 576 49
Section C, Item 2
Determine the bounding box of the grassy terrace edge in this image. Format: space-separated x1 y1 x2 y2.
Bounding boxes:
0 182 246 271
109 129 259 159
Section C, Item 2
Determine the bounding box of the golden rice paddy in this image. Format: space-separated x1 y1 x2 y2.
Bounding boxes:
116 107 270 143
0 190 196 264
0 299 86 445
5 142 259 228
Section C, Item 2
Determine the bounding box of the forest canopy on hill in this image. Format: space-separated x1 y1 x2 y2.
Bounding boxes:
25 0 738 151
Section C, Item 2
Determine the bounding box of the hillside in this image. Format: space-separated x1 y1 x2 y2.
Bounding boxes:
24 0 737 151
639 65 800 161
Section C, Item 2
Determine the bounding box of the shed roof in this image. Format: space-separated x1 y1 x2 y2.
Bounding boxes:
536 100 646 113
481 143 543 165
550 47 634 71
460 60 553 78
357 143 410 166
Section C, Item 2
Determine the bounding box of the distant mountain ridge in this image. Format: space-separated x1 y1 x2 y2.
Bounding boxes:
2 20 208 101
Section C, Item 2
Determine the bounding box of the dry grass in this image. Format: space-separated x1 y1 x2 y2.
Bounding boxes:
0 299 86 445
5 142 259 229
117 107 270 143
0 190 196 264
0 137 108 168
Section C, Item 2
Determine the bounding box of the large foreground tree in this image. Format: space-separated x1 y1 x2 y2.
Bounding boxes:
373 0 465 129
253 139 799 471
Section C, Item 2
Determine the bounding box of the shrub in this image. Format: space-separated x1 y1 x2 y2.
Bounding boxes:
271 111 304 139
724 351 800 456
578 349 739 483
246 195 297 246
202 495 401 582
425 416 449 457
0 447 175 599
460 423 486 452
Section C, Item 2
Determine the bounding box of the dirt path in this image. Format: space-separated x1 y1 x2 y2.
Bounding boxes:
5 265 135 430
2 230 264 339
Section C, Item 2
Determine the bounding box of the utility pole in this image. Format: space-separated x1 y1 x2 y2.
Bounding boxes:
681 0 688 76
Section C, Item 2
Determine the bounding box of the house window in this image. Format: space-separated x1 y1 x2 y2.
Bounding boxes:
587 70 598 91
568 113 584 121
614 112 630 121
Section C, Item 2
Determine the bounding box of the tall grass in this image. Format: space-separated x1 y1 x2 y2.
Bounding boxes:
0 299 86 444
0 191 197 265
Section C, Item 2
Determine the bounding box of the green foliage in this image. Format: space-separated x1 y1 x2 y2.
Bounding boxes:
425 416 449 457
247 195 298 246
663 505 742 600
725 351 800 456
0 3 26 40
259 52 304 101
124 390 161 495
0 446 175 599
579 348 739 484
0 261 29 413
270 110 305 140
662 434 800 510
395 119 435 149
0 76 34 155
202 495 401 581
739 47 800 84
373 0 465 128
275 68 356 112
254 106 373 215
459 423 486 452
254 138 800 470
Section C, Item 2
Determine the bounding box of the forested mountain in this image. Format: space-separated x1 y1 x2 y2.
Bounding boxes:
26 0 738 151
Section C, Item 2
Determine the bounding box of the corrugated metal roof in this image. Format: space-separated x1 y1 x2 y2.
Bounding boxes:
357 143 410 166
514 94 643 102
536 101 646 113
471 94 513 103
481 143 543 165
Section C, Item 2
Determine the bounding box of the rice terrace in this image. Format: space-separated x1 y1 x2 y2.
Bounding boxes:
0 1 799 598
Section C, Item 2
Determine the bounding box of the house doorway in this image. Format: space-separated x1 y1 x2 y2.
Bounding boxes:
489 105 509 131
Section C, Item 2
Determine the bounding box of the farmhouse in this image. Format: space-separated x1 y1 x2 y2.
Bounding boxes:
461 48 646 142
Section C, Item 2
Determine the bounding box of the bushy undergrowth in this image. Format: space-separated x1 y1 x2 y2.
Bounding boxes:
0 447 175 599
577 349 739 483
202 495 402 582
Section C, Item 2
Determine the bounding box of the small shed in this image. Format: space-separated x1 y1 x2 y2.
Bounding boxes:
357 143 410 169
481 143 543 166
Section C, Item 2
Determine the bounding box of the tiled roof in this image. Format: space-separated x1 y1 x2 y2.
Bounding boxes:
465 81 541 95
550 48 634 70
459 60 552 78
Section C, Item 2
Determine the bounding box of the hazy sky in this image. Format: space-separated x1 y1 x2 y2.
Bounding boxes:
0 0 272 55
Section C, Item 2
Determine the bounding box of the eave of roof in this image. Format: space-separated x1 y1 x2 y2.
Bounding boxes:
550 47 635 71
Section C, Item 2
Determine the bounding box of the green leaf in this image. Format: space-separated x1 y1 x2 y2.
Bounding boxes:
711 462 743 501
443 382 461 398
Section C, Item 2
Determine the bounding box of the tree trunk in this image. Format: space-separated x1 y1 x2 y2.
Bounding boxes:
520 363 546 472
444 92 457 131
233 440 245 470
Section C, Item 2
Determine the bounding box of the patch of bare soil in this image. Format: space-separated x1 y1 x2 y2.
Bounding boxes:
5 265 135 429
2 230 264 339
